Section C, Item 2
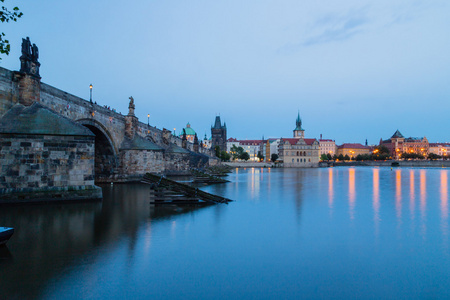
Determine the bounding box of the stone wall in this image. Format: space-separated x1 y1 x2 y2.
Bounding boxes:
0 133 102 203
118 150 165 181
0 68 17 116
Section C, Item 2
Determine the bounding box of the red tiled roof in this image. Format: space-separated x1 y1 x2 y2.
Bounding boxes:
227 137 238 142
282 138 317 145
337 143 369 149
319 139 334 142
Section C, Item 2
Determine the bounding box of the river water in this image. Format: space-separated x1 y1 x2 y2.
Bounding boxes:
1 167 450 299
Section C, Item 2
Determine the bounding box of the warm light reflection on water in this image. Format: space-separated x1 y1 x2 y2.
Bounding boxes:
441 170 448 240
373 168 380 234
409 170 415 221
328 168 333 211
2 168 450 299
348 168 355 219
420 169 427 237
395 170 402 221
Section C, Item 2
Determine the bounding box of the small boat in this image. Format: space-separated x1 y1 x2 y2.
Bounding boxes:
0 227 14 246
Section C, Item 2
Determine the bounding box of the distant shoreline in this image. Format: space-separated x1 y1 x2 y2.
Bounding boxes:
333 160 450 168
223 160 450 168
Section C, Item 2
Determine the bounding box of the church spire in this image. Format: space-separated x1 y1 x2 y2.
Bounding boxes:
294 111 303 131
293 111 305 138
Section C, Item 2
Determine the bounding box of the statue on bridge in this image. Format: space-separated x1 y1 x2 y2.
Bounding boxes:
128 96 135 116
20 37 40 77
31 43 39 62
21 37 32 59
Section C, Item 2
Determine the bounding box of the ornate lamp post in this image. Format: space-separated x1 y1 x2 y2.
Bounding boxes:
89 84 93 103
147 114 150 126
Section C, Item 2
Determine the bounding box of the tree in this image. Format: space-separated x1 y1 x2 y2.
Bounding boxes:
240 152 250 161
320 153 328 161
338 154 344 161
214 146 221 158
220 151 231 162
372 145 391 161
230 145 245 160
0 1 23 60
257 151 264 161
428 153 441 160
401 152 424 160
344 154 350 161
333 154 338 161
271 153 279 162
327 153 332 160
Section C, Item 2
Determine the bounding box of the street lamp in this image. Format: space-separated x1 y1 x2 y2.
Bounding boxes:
89 84 93 103
147 114 150 126
173 128 176 136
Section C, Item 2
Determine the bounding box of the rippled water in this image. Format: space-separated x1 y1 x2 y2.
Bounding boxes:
1 167 450 299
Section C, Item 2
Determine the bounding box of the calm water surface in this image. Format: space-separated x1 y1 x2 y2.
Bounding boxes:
1 167 450 299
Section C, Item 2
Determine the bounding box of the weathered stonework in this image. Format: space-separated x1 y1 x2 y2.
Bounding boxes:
0 40 218 199
0 104 102 203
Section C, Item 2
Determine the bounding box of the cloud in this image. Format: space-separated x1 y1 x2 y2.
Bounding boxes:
277 7 370 54
303 15 367 46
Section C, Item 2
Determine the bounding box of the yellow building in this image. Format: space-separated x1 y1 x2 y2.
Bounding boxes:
429 143 450 158
336 143 370 158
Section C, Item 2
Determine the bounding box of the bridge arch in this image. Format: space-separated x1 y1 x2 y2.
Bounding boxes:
77 119 118 182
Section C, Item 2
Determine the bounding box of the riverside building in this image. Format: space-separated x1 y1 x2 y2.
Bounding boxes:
278 113 319 167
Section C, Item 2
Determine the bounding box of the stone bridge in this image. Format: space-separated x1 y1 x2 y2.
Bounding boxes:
0 39 217 202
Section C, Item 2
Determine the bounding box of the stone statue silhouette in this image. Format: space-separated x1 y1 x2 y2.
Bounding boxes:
21 37 32 59
31 43 39 62
128 96 135 116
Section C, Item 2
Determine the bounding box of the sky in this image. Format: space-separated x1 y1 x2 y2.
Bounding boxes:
1 0 450 144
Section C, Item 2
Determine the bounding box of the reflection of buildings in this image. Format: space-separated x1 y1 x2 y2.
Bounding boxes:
336 143 370 158
379 129 429 159
278 113 320 167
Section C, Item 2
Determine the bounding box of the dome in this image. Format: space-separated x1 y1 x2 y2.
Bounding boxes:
179 122 196 137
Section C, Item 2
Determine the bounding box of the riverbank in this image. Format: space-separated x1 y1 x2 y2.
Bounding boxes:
333 160 450 168
223 160 450 169
223 162 275 168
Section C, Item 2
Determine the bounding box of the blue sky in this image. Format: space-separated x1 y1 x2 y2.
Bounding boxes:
2 0 450 144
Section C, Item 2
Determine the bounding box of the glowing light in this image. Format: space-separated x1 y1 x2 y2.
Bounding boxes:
349 168 355 219
409 170 415 219
395 169 402 220
328 168 334 210
373 168 380 235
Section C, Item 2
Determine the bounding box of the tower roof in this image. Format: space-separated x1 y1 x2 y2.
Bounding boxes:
294 111 304 131
391 129 404 139
212 116 225 129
